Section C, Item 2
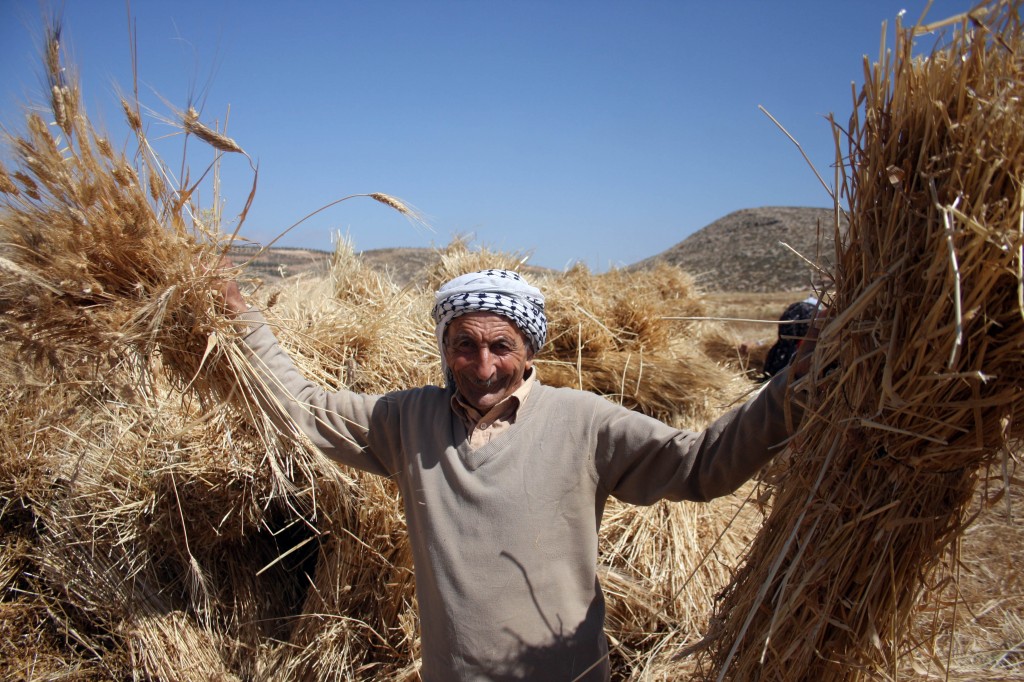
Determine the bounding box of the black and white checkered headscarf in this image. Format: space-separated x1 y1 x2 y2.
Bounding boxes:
432 269 547 385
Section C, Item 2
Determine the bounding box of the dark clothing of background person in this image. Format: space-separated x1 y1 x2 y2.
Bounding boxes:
762 299 819 381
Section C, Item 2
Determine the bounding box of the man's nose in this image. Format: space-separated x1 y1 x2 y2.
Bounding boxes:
472 348 497 378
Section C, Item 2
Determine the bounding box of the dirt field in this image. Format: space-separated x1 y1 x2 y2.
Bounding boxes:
703 290 814 339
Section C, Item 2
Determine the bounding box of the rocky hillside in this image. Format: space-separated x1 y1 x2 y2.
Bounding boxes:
631 206 842 293
228 246 332 283
226 245 443 287
232 206 842 293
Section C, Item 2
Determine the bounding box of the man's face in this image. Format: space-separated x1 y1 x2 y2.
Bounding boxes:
444 311 534 413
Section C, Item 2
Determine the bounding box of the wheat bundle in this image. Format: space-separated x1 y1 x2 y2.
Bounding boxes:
0 344 428 679
0 28 244 400
250 466 420 681
421 236 534 291
0 30 335 662
0 379 122 679
0 26 428 501
538 263 745 424
598 484 767 671
256 237 440 394
701 3 1024 680
0 284 421 671
542 262 702 358
0 25 337 505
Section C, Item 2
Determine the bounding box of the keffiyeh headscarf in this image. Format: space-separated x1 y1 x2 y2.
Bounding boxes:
431 269 547 385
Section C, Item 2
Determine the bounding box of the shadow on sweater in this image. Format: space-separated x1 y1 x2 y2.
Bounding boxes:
462 552 611 682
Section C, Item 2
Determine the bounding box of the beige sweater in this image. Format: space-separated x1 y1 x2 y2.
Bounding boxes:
241 311 798 681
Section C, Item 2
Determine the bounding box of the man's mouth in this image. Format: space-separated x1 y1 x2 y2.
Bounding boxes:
469 377 498 390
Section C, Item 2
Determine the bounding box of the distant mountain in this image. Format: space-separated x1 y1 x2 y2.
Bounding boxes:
227 245 442 287
632 206 842 293
228 245 332 283
234 206 843 293
357 247 443 285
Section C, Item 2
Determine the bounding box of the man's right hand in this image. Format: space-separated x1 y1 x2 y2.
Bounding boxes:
211 258 249 315
218 279 249 315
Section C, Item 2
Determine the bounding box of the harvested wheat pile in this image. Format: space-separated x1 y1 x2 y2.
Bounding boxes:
254 236 441 394
0 21 418 681
699 2 1024 680
537 262 745 426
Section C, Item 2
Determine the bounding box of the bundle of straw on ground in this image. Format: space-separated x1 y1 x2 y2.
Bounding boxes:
0 362 429 680
537 262 746 426
698 2 1024 680
422 235 535 291
255 236 441 394
598 481 770 678
1 373 285 680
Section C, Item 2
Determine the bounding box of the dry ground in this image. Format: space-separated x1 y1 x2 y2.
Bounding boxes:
703 290 813 340
698 290 818 377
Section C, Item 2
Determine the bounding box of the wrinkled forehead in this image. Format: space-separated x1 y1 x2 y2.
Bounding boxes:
443 310 529 343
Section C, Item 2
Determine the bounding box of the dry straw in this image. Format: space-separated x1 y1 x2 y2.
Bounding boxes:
538 262 744 425
698 2 1024 679
0 26 244 401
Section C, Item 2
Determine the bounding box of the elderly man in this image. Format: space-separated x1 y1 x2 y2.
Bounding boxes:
220 269 810 682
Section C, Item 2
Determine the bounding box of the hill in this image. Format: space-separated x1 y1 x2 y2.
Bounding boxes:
631 206 841 293
227 245 442 288
232 206 841 292
227 245 332 283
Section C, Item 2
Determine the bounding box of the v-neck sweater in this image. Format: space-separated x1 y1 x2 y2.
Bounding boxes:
240 311 799 681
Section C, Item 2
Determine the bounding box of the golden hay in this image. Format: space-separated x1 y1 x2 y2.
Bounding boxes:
536 262 745 424
422 235 534 291
254 237 441 394
0 19 419 681
700 2 1024 680
0 25 248 409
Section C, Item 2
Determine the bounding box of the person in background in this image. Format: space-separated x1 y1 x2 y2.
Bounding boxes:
217 268 818 682
761 296 820 381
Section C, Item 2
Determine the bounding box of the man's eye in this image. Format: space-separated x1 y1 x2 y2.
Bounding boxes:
491 342 513 354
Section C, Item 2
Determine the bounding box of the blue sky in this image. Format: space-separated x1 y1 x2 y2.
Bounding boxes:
1 1 971 271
